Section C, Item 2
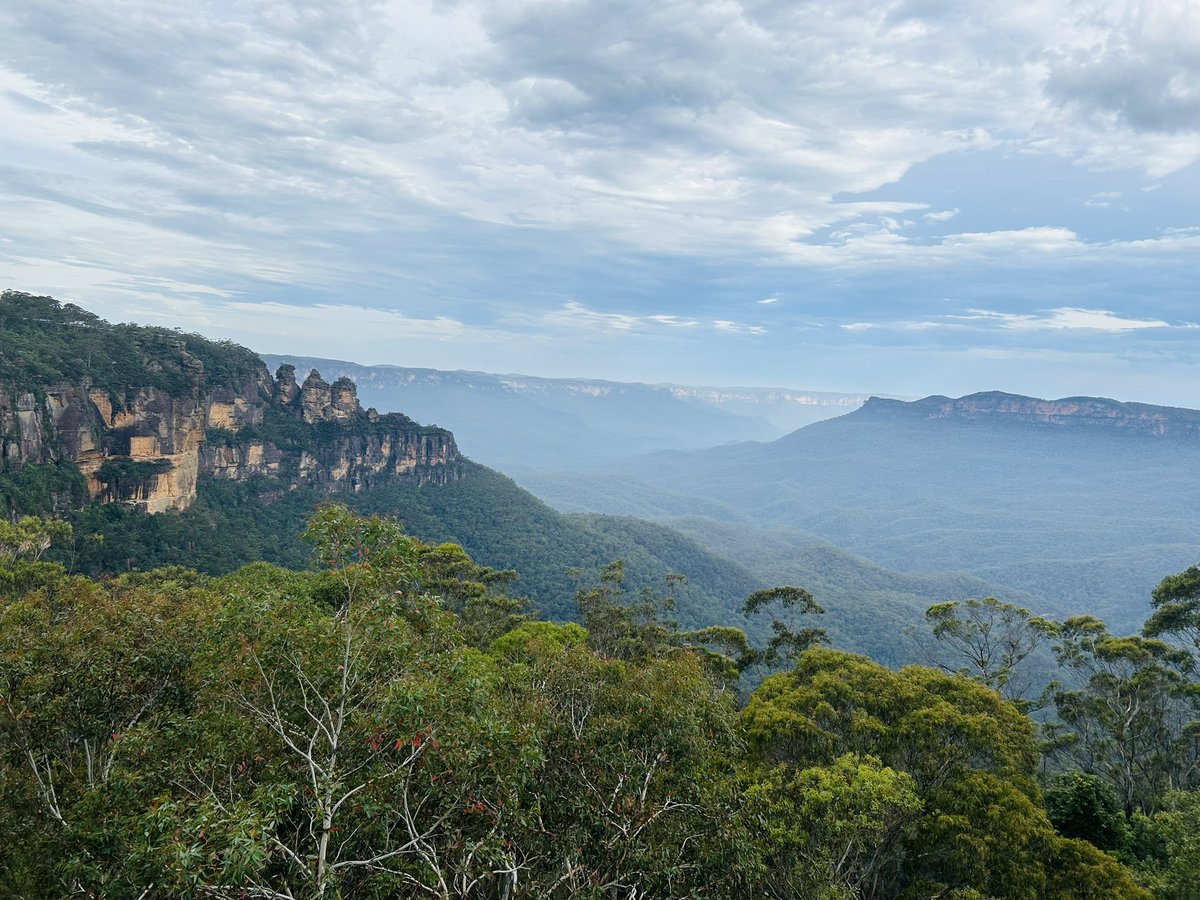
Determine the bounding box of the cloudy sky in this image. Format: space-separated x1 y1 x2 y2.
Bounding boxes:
1 0 1198 403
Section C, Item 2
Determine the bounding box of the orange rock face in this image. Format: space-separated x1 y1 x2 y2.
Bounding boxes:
1 363 462 514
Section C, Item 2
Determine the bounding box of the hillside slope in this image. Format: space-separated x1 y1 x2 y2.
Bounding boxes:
528 392 1200 630
62 460 1013 663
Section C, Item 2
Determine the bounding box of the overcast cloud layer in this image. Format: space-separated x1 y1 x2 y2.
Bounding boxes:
1 0 1198 403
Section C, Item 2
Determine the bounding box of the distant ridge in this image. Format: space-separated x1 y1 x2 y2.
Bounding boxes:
262 353 884 471
526 386 1200 632
856 390 1200 438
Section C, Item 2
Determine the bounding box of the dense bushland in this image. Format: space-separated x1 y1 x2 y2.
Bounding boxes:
3 509 1195 898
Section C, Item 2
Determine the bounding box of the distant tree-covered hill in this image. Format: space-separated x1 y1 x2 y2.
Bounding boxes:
527 392 1200 631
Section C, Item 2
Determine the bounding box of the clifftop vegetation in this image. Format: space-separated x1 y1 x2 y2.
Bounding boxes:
0 290 265 394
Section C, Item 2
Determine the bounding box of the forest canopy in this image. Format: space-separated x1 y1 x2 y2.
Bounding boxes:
2 507 1195 898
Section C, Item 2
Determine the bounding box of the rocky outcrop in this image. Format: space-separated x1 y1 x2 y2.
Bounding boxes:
1 361 463 514
330 377 359 421
299 369 332 424
859 391 1200 438
275 364 300 405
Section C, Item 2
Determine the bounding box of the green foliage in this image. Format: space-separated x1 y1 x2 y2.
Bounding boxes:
1051 772 1132 854
572 558 682 662
0 514 73 596
568 560 773 683
0 568 218 895
740 647 1149 898
303 502 422 592
1 507 1174 899
59 477 316 575
0 514 72 567
0 289 263 395
162 541 538 897
1046 772 1132 851
742 584 828 668
355 462 762 625
0 460 89 517
48 462 770 660
0 507 757 897
925 596 1060 708
1052 615 1199 815
666 515 1029 668
1135 790 1200 898
1044 836 1157 900
492 627 749 897
49 460 763 639
489 620 588 660
1145 565 1200 666
416 541 526 646
745 753 920 898
95 457 172 498
741 647 1040 793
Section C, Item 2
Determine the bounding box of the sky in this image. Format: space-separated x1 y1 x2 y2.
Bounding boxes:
1 0 1198 404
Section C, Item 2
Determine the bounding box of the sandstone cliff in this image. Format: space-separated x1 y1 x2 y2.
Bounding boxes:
0 294 462 514
859 391 1200 438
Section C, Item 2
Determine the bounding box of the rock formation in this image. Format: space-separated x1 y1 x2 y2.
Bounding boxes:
859 391 1200 438
0 361 462 514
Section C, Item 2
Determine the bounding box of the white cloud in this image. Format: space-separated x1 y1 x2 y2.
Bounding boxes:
845 306 1180 335
713 320 767 335
1084 191 1125 209
107 296 497 346
960 307 1171 332
541 301 762 336
647 314 702 328
1 0 1196 282
941 228 1082 253
541 301 701 333
841 319 946 332
924 208 960 222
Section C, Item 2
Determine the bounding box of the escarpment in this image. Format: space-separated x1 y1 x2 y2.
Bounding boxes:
0 292 462 514
857 391 1200 438
204 364 461 501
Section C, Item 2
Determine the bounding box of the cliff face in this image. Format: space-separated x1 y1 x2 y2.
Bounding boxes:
859 391 1200 438
0 361 462 514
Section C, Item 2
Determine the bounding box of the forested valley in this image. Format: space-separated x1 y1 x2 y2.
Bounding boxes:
2 292 1200 898
3 507 1200 898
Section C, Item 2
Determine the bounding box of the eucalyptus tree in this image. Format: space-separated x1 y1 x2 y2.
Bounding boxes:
739 647 1149 899
1145 565 1200 662
1053 615 1199 815
147 505 543 899
924 596 1060 709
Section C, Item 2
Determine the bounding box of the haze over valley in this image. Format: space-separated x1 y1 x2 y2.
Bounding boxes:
267 353 1200 636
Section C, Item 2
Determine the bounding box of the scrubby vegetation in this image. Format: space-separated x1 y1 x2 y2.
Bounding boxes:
0 290 264 394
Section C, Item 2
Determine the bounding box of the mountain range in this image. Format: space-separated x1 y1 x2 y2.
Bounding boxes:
0 291 976 663
3 290 1193 662
526 391 1200 631
261 354 881 472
